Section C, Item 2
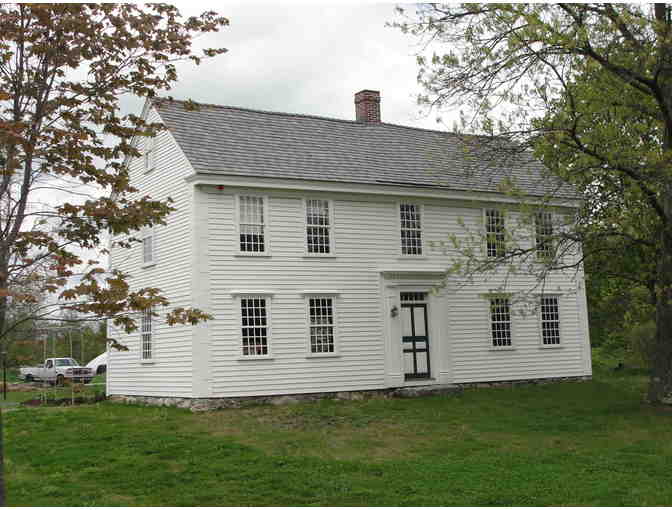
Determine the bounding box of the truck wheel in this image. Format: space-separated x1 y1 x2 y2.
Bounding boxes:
56 374 65 386
25 374 33 382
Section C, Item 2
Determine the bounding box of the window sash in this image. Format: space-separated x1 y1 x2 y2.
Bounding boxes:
239 196 266 253
485 209 505 257
308 297 335 354
490 297 512 347
306 199 331 254
141 308 153 360
142 232 154 264
535 211 553 259
540 295 561 345
144 138 155 172
240 297 269 356
400 203 422 255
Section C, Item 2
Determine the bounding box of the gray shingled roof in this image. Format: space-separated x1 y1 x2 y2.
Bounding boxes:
152 98 576 199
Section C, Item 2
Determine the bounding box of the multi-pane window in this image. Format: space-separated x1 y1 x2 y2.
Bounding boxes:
485 209 505 257
241 297 269 356
144 137 155 172
141 308 153 360
535 211 553 259
308 297 335 354
239 196 266 253
540 295 561 345
400 203 422 255
306 199 331 254
142 229 154 265
490 297 512 347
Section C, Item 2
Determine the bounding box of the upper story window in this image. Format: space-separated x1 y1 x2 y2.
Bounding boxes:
141 308 153 361
144 137 155 173
238 196 267 254
306 199 332 254
308 296 336 354
535 211 553 259
485 209 505 258
141 228 155 266
489 297 512 347
540 295 561 345
400 203 423 255
240 296 270 356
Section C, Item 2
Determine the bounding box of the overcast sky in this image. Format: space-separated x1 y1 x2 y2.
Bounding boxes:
120 2 453 129
42 2 458 294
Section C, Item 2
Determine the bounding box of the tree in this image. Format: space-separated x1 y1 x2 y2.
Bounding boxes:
394 3 672 404
0 4 229 504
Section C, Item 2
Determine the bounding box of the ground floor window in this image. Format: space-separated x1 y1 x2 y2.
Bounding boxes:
540 295 561 345
308 296 335 353
490 297 512 347
141 308 153 360
241 297 269 356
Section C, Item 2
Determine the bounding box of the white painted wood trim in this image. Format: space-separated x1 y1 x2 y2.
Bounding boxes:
187 174 581 209
191 184 212 398
230 290 275 297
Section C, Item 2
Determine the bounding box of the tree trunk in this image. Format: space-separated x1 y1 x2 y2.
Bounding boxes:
648 193 672 404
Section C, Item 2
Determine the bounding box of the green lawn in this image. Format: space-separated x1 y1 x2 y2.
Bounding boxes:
5 369 672 506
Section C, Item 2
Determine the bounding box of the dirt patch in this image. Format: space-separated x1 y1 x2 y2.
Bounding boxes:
21 394 106 407
6 382 40 392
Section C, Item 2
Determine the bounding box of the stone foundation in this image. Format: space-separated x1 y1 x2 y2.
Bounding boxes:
108 375 591 412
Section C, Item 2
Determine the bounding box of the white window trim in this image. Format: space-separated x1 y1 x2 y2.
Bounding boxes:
483 208 506 258
398 202 425 257
235 194 271 256
482 293 516 350
235 294 273 360
140 308 155 363
304 293 340 358
537 293 563 349
144 136 156 174
141 227 156 268
303 198 336 257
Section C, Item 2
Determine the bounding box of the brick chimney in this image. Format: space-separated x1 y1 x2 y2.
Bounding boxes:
354 90 381 123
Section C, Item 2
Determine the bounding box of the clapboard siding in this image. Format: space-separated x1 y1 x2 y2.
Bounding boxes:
107 105 195 397
204 188 590 397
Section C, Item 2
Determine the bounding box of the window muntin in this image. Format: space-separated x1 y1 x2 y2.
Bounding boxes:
490 297 512 347
485 209 505 257
308 296 335 354
142 229 154 265
540 295 561 345
535 211 553 259
241 297 269 356
306 199 331 254
400 291 427 303
141 308 153 360
239 196 266 253
400 203 422 255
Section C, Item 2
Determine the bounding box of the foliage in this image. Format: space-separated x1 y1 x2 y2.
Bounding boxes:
393 3 672 403
0 4 229 342
6 371 672 506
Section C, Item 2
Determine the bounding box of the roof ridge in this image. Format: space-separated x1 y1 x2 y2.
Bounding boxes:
150 96 466 138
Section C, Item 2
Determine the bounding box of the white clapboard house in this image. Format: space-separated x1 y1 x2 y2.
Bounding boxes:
107 90 592 404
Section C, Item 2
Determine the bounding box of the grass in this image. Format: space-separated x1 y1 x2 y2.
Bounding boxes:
5 368 672 506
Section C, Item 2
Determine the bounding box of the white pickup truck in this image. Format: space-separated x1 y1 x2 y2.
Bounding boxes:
20 358 94 385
